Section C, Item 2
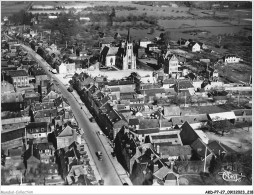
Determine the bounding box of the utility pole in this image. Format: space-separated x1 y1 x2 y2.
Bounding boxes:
204 146 207 172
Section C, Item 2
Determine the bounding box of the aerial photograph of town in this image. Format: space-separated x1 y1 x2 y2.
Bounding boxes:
1 0 253 194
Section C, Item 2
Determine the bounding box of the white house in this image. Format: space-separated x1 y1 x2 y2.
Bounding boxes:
188 42 201 52
48 15 58 19
105 47 119 67
56 62 76 74
224 55 241 64
140 38 152 48
80 17 90 21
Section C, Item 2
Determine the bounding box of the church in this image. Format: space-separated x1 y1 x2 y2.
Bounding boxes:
100 29 136 70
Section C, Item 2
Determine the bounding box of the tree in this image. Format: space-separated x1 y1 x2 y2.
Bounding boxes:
161 31 171 45
1 149 6 166
209 155 221 174
209 118 233 136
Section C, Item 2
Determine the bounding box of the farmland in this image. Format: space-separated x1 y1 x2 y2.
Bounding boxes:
1 1 31 17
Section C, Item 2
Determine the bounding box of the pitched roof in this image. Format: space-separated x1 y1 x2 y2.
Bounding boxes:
190 138 212 159
110 87 120 92
8 147 23 157
158 145 192 157
170 114 208 126
233 109 252 116
34 108 58 118
107 47 119 56
26 122 48 129
57 125 74 137
208 112 236 121
177 80 194 90
139 119 159 129
8 70 28 77
129 118 139 126
34 102 55 111
207 141 227 157
165 172 178 181
153 166 170 180
140 88 166 96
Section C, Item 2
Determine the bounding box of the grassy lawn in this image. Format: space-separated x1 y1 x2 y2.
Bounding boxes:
206 127 252 153
179 174 204 185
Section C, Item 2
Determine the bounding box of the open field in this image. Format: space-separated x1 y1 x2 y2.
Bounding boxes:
1 1 30 17
206 127 252 153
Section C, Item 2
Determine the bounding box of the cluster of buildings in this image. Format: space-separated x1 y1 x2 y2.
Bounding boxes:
69 69 251 185
1 35 100 185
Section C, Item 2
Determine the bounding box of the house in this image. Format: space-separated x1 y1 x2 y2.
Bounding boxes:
54 125 81 149
170 114 208 129
106 80 136 93
7 70 29 87
153 166 179 185
177 38 190 47
129 119 160 138
180 122 207 145
223 55 241 64
198 42 208 50
56 62 76 74
162 79 176 88
100 46 119 67
26 122 49 139
140 88 166 103
24 144 41 173
140 38 152 48
23 91 40 107
137 47 146 58
33 108 58 123
175 80 195 93
207 141 227 158
233 109 252 123
29 67 49 87
147 43 159 51
188 42 201 52
54 96 70 110
164 53 181 77
156 145 192 161
32 102 55 112
42 90 61 102
208 112 236 124
1 101 25 112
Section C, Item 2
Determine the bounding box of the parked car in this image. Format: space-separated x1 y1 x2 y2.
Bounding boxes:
89 117 95 122
98 130 103 135
96 151 103 161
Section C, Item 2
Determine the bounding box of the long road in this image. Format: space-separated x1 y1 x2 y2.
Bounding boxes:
21 44 122 185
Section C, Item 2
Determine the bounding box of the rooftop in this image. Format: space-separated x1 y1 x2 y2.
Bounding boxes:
8 70 28 77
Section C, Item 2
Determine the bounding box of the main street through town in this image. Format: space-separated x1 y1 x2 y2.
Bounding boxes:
21 44 123 185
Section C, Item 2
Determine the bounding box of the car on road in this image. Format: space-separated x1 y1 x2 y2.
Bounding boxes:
51 69 57 74
98 130 103 135
96 151 103 161
89 117 95 122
